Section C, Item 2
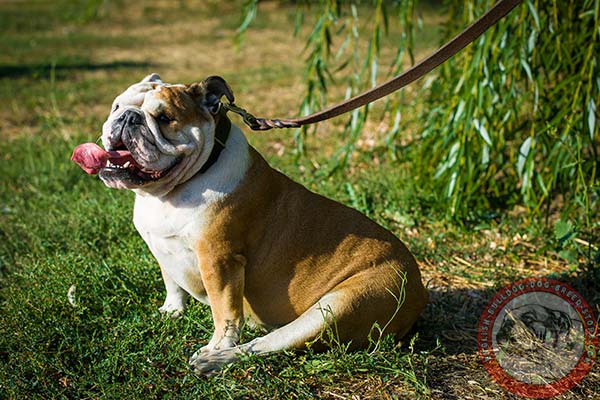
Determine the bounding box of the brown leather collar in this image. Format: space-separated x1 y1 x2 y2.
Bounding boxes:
199 111 230 173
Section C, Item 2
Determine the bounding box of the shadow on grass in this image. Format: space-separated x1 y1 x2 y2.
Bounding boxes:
0 60 155 79
414 268 599 399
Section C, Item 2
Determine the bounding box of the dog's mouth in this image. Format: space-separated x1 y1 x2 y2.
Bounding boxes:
71 142 177 186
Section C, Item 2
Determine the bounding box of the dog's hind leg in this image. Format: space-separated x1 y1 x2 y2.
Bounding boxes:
189 270 423 376
189 291 344 375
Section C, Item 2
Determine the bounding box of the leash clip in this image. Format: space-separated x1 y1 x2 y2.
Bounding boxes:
222 102 266 130
222 101 301 130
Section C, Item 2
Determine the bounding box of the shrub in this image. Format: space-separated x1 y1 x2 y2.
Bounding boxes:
240 0 599 223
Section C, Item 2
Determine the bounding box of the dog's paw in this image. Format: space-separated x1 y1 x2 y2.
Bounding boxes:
201 334 238 353
189 347 242 376
158 303 184 319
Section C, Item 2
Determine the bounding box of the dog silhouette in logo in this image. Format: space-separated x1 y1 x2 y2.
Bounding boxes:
497 304 572 349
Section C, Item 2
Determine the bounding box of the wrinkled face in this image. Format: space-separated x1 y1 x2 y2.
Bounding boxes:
99 74 225 196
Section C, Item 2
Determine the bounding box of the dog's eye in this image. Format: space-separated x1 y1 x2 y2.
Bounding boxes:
112 104 120 113
158 113 173 123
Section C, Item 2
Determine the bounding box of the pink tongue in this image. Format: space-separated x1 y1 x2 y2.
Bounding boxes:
71 143 136 175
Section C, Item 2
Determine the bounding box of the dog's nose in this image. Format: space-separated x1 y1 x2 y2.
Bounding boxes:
123 110 144 125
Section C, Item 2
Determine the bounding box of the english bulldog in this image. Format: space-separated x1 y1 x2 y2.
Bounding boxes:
497 304 573 349
71 74 429 375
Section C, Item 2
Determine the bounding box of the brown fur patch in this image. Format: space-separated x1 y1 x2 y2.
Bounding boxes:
147 85 212 132
193 147 428 344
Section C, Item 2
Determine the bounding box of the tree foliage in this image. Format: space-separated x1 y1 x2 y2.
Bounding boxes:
418 0 599 222
239 0 599 224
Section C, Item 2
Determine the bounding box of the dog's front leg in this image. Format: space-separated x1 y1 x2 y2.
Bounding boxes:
158 265 189 318
197 252 246 352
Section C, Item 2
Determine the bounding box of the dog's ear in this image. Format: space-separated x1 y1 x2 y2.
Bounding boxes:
141 73 163 84
203 76 235 103
188 76 235 114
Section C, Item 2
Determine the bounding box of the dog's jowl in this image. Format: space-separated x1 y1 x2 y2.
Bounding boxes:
72 74 429 375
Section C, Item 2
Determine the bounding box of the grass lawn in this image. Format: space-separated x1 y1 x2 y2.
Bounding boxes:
0 1 598 399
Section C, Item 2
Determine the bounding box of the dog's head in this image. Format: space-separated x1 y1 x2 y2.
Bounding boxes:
98 73 234 195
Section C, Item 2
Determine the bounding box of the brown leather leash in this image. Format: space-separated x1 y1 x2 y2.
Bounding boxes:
223 0 522 131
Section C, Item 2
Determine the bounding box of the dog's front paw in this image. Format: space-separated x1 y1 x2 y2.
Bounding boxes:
159 303 185 319
189 347 242 376
201 321 240 351
200 334 238 353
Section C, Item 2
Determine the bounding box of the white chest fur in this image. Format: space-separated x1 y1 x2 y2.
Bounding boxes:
132 126 249 303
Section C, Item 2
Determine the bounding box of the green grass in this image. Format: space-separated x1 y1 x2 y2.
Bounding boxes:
0 1 598 399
